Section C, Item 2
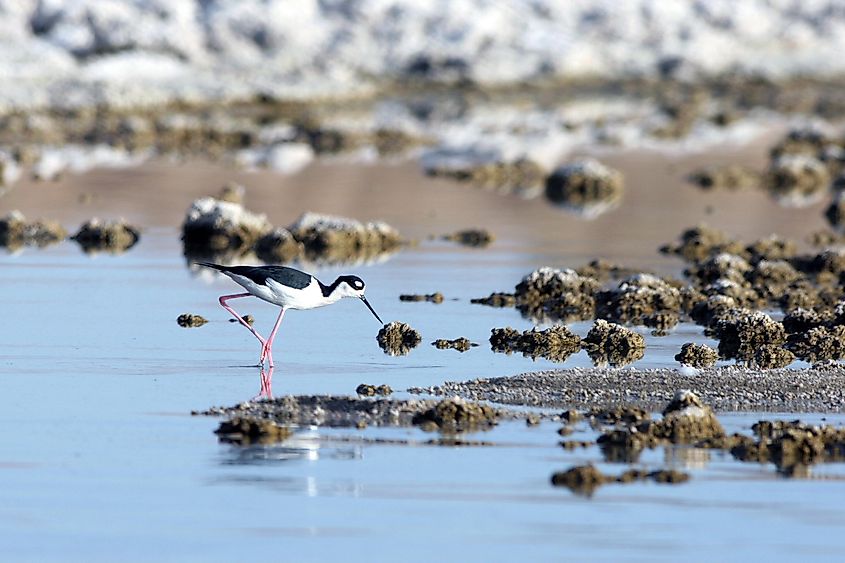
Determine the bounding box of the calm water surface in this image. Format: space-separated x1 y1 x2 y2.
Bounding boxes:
2 232 844 562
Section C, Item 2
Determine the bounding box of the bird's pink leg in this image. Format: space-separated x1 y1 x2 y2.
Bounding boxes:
261 308 286 368
219 293 267 365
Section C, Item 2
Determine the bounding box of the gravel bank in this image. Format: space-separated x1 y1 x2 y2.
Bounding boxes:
409 367 845 413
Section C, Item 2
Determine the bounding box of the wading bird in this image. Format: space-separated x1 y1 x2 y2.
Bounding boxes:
199 263 382 367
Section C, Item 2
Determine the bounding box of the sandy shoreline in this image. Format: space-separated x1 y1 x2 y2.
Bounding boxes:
409 367 845 413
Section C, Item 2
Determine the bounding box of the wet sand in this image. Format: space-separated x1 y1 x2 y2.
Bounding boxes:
411 367 845 413
2 126 828 268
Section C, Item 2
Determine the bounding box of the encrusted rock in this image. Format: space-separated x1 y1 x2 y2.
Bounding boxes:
254 227 304 263
658 390 725 443
746 235 797 263
544 159 624 218
595 274 681 325
182 196 271 255
177 313 208 328
514 267 599 322
675 343 718 368
411 397 499 432
489 325 581 362
356 384 393 396
582 320 645 367
575 260 642 282
470 292 517 307
689 165 762 191
689 295 739 327
712 311 786 363
766 154 830 207
0 210 66 249
787 325 845 363
216 182 245 204
441 229 494 247
377 321 422 356
782 308 831 334
753 345 795 369
71 218 140 253
686 253 751 285
288 212 401 264
432 338 476 352
660 225 744 262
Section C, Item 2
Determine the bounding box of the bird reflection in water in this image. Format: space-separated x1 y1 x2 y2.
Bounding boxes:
254 365 273 401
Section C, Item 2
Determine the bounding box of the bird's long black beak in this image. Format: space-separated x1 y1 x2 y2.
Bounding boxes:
360 295 383 324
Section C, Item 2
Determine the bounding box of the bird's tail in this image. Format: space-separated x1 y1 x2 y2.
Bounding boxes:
196 262 226 272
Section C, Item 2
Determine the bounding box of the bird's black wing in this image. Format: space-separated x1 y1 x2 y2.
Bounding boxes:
198 263 313 289
238 265 314 289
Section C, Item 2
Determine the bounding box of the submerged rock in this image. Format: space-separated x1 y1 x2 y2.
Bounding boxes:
597 391 724 458
215 417 292 445
229 314 255 326
489 325 581 362
689 165 762 191
71 218 140 253
377 321 422 356
400 292 444 304
586 405 650 425
731 420 845 475
544 159 624 218
432 338 476 352
425 154 544 196
411 397 499 432
675 342 718 368
550 463 690 496
0 210 66 250
470 292 517 307
177 313 208 328
441 228 494 247
582 320 645 367
550 465 606 496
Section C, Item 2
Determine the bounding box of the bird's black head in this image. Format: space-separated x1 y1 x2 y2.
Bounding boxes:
338 275 366 292
329 275 382 323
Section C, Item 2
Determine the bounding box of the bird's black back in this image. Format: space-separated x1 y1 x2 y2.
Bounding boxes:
199 263 312 289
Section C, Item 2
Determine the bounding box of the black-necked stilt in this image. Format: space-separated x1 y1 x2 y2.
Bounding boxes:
199 262 382 367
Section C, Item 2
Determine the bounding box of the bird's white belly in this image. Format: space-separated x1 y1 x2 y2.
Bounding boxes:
229 273 328 310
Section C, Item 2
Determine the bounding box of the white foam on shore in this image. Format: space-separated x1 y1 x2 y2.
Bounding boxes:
3 0 845 110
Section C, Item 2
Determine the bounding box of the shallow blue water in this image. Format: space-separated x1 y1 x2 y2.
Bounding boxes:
1 232 844 562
